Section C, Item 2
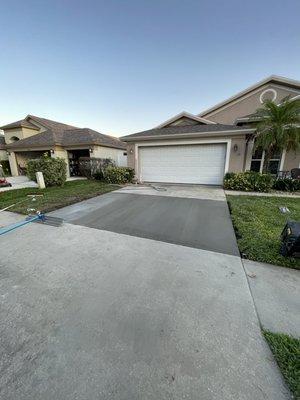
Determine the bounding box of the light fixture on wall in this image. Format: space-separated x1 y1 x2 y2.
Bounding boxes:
129 149 133 154
89 148 93 154
233 144 238 152
50 149 54 154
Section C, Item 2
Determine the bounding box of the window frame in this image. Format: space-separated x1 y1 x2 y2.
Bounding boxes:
250 150 282 174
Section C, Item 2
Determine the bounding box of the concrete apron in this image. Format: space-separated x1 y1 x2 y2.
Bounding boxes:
0 213 290 400
116 184 227 201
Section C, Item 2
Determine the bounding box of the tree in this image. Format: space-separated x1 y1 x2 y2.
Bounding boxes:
252 96 300 173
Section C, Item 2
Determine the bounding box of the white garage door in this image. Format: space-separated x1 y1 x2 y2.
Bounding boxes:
139 144 227 185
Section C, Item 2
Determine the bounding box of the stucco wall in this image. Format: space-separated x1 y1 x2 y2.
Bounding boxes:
4 128 24 144
203 84 300 124
126 143 135 169
227 137 247 172
0 149 8 160
4 127 40 144
22 127 40 139
93 146 127 166
283 150 300 171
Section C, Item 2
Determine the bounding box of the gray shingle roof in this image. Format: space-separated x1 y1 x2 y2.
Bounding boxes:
4 115 126 150
0 119 39 130
121 124 250 140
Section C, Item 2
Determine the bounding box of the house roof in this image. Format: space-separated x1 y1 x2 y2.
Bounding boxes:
3 115 126 150
121 124 253 141
0 119 40 130
155 111 215 128
198 75 300 118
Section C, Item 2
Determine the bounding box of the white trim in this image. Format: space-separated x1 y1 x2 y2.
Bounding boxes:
123 128 254 142
156 111 215 128
199 75 300 117
259 88 277 104
135 138 231 183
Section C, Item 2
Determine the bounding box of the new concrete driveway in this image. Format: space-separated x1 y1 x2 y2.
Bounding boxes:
52 185 239 256
0 186 291 399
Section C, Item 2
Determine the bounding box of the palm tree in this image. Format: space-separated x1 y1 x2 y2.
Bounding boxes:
252 96 300 173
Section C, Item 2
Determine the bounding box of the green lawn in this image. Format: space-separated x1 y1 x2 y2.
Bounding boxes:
227 195 300 269
263 331 300 399
0 180 119 214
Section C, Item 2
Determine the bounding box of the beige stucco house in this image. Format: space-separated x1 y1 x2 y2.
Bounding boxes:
122 75 300 185
0 115 127 177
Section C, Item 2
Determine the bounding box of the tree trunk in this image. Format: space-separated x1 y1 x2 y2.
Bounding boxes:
262 149 272 173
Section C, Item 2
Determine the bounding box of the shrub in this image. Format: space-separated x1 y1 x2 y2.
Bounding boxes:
104 166 134 184
0 160 11 176
27 154 67 186
224 171 274 192
80 157 114 178
273 178 300 192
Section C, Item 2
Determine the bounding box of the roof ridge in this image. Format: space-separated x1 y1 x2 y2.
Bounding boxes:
198 75 300 117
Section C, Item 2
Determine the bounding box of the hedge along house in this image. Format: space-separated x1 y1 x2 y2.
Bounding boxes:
0 115 127 177
122 76 300 185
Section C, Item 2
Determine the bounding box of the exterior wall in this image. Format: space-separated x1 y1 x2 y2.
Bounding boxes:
0 149 8 160
127 143 135 169
4 128 24 144
4 127 40 144
22 127 40 139
283 150 300 170
51 147 70 178
203 84 300 124
93 145 127 166
227 137 247 172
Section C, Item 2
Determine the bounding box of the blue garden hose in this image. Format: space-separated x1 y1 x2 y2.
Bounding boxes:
0 214 44 236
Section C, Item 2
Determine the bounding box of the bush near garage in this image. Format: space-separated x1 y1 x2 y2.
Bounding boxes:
27 154 67 187
224 171 274 192
273 178 300 192
0 160 11 176
103 166 134 184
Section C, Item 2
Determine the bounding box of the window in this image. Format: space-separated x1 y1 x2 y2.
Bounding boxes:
250 147 281 174
123 152 127 156
250 147 263 172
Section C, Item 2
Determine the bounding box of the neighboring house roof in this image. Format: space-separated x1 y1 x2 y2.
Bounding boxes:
198 75 300 118
0 135 6 149
27 115 78 131
121 124 253 141
3 115 126 150
0 119 40 130
156 111 215 128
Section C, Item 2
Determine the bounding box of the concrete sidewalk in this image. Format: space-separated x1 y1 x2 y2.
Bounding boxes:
0 212 290 399
243 259 300 338
0 176 38 192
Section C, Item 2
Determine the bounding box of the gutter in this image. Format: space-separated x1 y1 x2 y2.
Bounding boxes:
122 128 256 142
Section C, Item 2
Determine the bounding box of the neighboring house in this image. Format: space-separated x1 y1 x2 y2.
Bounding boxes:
0 115 127 177
0 134 8 161
122 75 300 185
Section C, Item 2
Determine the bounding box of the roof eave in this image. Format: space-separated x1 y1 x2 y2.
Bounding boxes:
122 128 255 142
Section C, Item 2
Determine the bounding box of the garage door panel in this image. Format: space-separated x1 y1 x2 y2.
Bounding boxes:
139 144 226 185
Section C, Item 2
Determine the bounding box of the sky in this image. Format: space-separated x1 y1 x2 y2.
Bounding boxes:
0 0 300 136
